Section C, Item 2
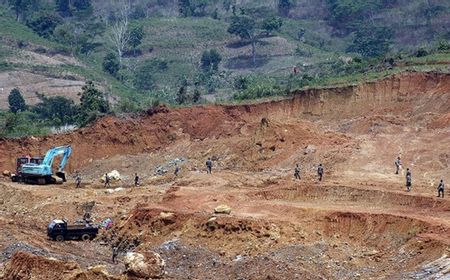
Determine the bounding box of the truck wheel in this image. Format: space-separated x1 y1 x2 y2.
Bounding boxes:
55 235 64 242
81 234 91 241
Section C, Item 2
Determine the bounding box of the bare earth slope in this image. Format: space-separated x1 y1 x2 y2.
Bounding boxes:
0 71 449 279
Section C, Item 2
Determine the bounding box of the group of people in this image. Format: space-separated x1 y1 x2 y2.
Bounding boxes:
293 163 324 181
395 156 445 198
74 163 184 189
73 171 139 188
290 156 445 198
74 156 445 198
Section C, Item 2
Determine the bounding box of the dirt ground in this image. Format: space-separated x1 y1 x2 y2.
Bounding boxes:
0 71 450 279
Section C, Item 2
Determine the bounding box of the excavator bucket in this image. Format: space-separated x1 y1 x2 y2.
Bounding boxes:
55 171 67 182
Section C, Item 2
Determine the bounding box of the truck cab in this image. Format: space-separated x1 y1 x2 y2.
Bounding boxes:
47 219 98 242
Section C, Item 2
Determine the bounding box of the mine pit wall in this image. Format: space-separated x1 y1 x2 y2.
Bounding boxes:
229 71 450 121
0 71 449 172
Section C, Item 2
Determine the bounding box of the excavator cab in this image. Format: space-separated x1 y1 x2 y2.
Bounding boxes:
16 156 30 173
30 157 43 164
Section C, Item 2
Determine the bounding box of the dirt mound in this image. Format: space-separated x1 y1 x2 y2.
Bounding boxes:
2 251 118 280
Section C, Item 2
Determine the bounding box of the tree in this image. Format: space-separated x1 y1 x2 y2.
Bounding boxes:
54 23 100 55
128 25 144 54
72 0 91 11
102 53 120 77
262 16 283 35
32 94 77 125
227 15 259 66
325 0 385 34
8 88 27 113
108 0 131 65
55 0 72 17
8 0 34 22
134 59 168 90
347 26 392 57
192 87 201 103
176 79 188 104
200 49 222 72
178 0 191 17
178 0 208 17
222 0 232 12
278 0 294 16
27 13 62 38
78 81 109 125
134 65 154 91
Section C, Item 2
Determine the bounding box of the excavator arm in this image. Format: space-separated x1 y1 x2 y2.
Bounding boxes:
42 146 72 172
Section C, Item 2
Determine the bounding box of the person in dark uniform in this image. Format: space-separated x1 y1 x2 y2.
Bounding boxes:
174 164 181 176
294 164 301 180
438 179 445 198
134 173 139 187
75 171 81 188
405 168 412 192
104 173 111 188
112 246 118 264
317 164 324 181
206 158 212 174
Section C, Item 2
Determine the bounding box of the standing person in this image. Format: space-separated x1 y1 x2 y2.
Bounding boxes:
206 158 212 174
104 173 111 188
437 179 445 198
395 157 401 174
294 164 301 180
405 168 412 192
174 164 181 176
317 164 324 181
112 246 118 264
75 171 81 188
134 173 139 187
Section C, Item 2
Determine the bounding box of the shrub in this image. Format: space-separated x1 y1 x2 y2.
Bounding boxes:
416 47 428 57
201 49 222 72
102 53 120 77
8 88 27 113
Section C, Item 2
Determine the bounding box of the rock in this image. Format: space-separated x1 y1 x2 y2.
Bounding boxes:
214 205 232 214
206 216 218 230
159 212 176 225
304 145 317 155
269 224 281 240
159 212 174 219
100 170 121 182
124 252 165 279
2 170 11 177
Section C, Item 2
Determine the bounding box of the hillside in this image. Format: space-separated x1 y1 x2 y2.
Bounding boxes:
0 0 449 136
0 2 450 279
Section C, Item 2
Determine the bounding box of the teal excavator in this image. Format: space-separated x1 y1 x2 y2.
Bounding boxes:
11 145 72 185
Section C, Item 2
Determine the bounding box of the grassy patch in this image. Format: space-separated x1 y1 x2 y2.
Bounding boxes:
0 7 60 49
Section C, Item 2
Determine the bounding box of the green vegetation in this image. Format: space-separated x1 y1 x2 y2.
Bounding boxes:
8 88 27 113
78 81 110 126
1 81 109 137
0 0 449 137
201 49 222 72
